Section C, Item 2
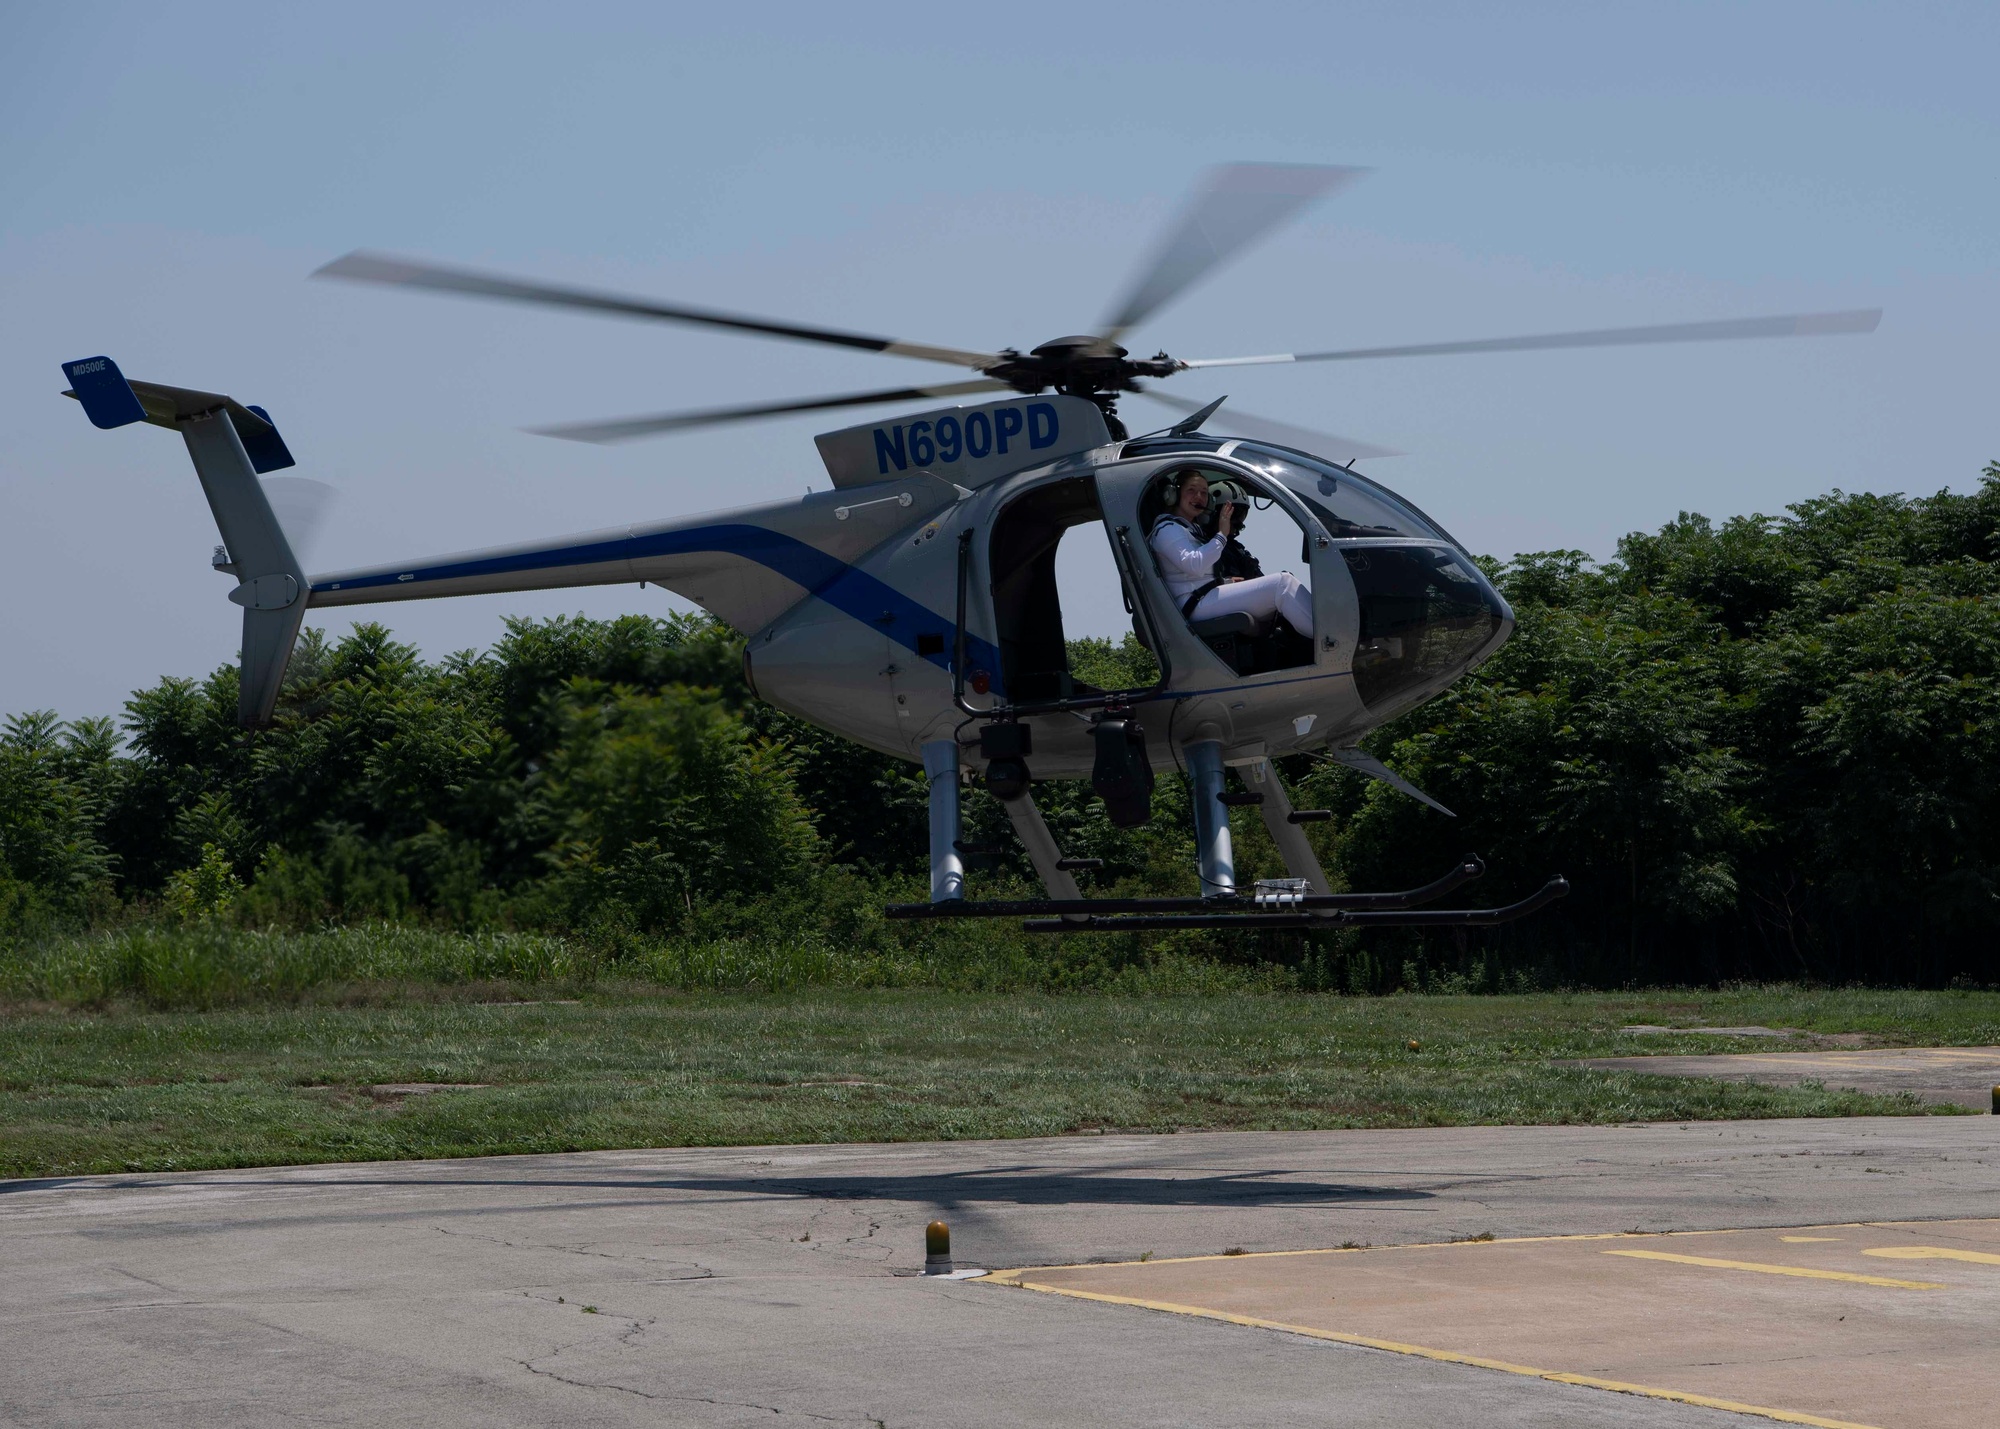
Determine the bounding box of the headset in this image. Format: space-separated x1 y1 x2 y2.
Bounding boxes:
1153 469 1262 542
1158 466 1224 514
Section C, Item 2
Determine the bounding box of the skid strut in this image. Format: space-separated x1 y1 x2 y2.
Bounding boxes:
920 739 965 903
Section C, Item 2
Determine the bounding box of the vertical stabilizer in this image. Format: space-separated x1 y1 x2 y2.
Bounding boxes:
183 412 308 725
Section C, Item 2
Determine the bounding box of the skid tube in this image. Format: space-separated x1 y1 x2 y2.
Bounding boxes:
1017 876 1568 933
883 855 1557 932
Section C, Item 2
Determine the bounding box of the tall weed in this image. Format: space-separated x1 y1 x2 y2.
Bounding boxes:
1 924 586 1008
1 917 1309 1007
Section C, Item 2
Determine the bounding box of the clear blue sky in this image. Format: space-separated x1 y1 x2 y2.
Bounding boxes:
5 2 1995 719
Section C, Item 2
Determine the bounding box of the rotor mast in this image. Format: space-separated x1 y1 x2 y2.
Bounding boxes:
980 336 1183 440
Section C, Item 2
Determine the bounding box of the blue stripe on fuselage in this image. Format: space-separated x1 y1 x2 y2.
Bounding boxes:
311 523 1000 681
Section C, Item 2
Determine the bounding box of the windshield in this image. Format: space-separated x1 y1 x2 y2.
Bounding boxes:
1229 444 1450 542
1342 545 1508 709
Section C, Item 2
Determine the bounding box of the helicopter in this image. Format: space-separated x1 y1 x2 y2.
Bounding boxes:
59 164 1879 933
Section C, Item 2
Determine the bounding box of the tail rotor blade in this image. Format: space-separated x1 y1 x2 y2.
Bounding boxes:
1131 390 1400 463
1102 163 1366 342
315 252 1001 370
259 476 339 566
1180 309 1883 369
528 379 1011 444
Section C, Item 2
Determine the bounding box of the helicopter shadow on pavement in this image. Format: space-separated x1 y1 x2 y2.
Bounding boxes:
1 1163 1431 1213
639 1165 1431 1212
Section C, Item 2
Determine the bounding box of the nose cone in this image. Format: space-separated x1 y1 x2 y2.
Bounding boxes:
1341 545 1512 713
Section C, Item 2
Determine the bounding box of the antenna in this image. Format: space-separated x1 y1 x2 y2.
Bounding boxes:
1168 394 1227 435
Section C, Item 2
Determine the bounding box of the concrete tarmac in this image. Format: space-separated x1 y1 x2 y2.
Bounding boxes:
4 1116 1997 1427
1006 1218 2000 1427
1572 1046 2000 1109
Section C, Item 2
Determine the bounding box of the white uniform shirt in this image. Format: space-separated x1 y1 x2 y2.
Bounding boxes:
1149 515 1230 604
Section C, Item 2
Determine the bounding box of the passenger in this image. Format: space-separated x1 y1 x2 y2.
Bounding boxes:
1148 472 1314 638
1203 479 1265 582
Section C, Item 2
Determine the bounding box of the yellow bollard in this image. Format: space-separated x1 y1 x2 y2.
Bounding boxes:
1991 1085 1998 1115
924 1220 953 1275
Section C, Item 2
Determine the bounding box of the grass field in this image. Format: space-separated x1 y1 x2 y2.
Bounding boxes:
4 983 1993 1179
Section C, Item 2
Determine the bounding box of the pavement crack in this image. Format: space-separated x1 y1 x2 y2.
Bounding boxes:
667 1397 868 1422
107 1265 181 1294
432 1223 713 1276
513 1360 877 1424
511 1357 660 1399
615 1315 656 1349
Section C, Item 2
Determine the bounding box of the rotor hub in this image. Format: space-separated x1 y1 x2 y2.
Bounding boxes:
983 336 1181 398
1030 335 1127 361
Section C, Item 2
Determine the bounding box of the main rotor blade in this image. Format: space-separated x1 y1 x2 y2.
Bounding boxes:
528 378 1010 444
1131 390 1401 463
1181 308 1883 369
1101 163 1366 342
315 252 1002 370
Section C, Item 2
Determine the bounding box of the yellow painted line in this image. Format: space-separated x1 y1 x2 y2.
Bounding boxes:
985 1227 1733 1276
1536 1371 1883 1428
987 1276 1884 1429
1864 1245 2000 1266
1781 1236 1842 1243
1603 1250 1944 1289
983 1218 1999 1280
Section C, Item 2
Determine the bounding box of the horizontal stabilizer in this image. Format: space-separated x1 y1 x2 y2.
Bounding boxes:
61 356 295 473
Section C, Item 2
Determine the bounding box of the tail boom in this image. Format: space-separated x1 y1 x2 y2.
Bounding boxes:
306 478 958 639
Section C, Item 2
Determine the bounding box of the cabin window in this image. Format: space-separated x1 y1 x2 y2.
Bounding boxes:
1119 435 1228 460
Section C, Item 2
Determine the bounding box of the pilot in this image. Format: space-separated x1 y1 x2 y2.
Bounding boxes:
1148 471 1314 637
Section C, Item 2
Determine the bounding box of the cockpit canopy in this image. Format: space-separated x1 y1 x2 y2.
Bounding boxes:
1227 443 1454 542
975 434 1511 718
1338 544 1506 709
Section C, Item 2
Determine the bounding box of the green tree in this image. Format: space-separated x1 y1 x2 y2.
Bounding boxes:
0 713 119 931
532 685 819 930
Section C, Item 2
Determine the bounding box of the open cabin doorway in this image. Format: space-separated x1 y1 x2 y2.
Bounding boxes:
988 475 1131 703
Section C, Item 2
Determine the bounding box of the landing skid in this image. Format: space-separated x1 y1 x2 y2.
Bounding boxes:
885 855 1569 933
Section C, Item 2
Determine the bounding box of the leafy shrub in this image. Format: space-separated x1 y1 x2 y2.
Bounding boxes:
163 844 243 924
